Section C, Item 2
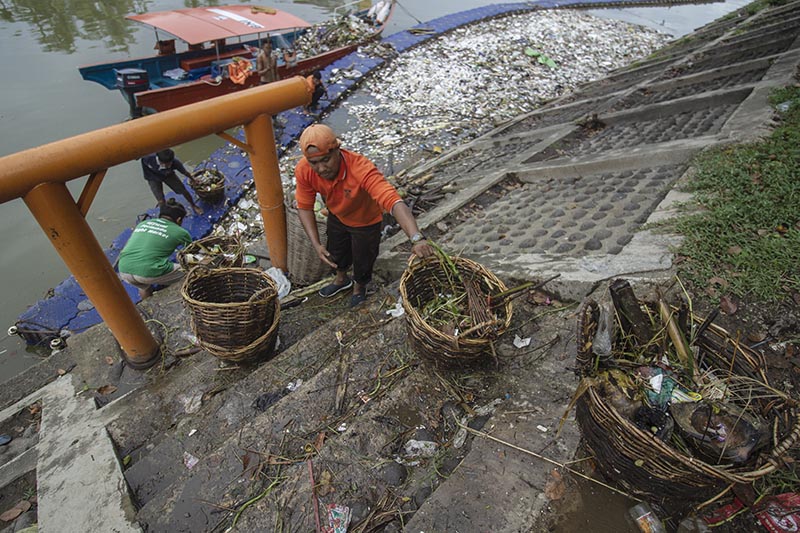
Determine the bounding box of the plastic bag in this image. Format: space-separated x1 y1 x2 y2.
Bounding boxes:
266 267 291 300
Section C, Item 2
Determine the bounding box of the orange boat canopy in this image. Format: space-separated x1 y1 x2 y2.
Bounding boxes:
127 5 312 45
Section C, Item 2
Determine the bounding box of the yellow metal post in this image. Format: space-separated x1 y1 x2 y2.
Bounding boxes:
24 183 160 368
244 113 288 272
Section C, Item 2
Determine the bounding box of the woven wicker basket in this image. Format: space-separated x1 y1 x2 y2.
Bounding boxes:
399 256 512 366
181 267 279 362
286 205 330 286
574 297 800 502
177 235 245 271
195 299 280 363
189 168 226 202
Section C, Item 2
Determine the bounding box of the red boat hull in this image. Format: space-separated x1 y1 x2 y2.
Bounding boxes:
135 41 363 113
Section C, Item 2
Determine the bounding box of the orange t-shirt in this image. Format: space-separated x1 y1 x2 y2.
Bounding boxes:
294 149 402 227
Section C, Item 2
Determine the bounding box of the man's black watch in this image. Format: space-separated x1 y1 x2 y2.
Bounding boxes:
410 232 426 244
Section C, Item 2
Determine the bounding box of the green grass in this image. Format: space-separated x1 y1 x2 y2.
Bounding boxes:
668 86 800 302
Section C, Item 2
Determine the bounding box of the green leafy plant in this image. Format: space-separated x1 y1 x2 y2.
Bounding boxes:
665 85 800 302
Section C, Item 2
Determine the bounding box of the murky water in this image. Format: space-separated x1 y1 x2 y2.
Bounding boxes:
0 0 749 377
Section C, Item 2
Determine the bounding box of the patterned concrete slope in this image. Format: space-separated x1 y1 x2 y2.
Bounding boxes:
378 0 800 303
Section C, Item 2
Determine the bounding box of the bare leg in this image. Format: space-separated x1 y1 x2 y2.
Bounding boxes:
353 282 366 297
138 286 154 300
181 191 203 215
333 270 349 285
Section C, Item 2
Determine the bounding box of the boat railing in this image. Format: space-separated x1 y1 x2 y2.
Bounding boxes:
332 0 367 18
0 77 311 370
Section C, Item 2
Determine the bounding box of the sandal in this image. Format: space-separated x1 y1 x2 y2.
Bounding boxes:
319 278 353 298
350 292 367 308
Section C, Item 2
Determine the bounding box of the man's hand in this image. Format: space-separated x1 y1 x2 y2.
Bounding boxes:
411 241 434 258
315 243 338 268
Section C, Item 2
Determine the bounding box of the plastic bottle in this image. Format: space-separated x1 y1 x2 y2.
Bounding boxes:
628 502 667 533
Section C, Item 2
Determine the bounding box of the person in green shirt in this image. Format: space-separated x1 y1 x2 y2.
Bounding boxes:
118 199 192 299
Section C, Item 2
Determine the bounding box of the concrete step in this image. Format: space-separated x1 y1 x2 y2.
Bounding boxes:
36 376 140 533
134 283 583 532
118 290 354 509
133 299 413 531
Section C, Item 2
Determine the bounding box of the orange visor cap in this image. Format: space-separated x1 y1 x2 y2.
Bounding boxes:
300 124 340 159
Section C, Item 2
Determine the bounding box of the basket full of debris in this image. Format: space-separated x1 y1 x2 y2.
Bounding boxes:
177 235 245 270
399 250 512 367
189 167 226 202
570 278 800 503
181 266 280 363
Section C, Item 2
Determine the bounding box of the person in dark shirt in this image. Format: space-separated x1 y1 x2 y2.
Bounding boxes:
141 149 203 215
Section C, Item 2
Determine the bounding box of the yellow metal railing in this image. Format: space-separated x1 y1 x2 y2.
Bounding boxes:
0 77 311 368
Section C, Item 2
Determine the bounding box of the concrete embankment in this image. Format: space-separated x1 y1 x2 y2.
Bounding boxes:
1 1 799 531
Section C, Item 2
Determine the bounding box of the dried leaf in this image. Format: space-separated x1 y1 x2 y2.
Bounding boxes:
543 469 565 501
314 431 326 452
727 245 742 256
0 500 31 522
96 385 118 396
27 403 41 416
708 276 728 288
720 296 738 315
747 332 767 343
0 507 23 522
317 470 335 496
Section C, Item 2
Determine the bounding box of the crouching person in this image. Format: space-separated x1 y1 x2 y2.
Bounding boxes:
118 199 191 299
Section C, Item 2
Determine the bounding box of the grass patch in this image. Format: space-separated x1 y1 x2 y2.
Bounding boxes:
668 85 800 302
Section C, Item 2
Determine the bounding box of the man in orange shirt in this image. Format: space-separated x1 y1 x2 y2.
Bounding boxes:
294 124 433 307
304 70 326 112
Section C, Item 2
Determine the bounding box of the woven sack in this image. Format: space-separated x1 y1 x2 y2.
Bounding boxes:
574 298 800 502
399 255 512 367
181 267 278 361
286 205 330 286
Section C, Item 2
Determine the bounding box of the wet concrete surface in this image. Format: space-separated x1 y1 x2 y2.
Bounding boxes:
1 1 800 531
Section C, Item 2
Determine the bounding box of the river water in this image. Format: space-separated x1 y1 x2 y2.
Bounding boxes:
0 0 750 378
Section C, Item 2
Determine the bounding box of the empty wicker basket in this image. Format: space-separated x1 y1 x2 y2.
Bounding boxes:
177 235 245 270
399 255 512 367
181 266 279 362
286 205 330 286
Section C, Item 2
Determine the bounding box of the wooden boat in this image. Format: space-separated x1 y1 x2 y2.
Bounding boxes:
78 2 395 116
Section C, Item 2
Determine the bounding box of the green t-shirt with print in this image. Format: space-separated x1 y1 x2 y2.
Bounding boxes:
118 218 191 278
